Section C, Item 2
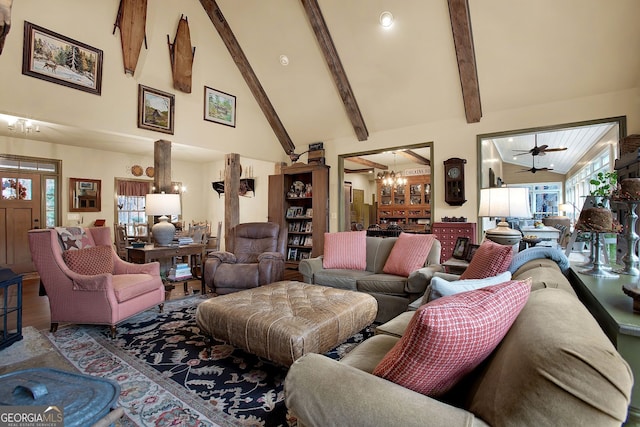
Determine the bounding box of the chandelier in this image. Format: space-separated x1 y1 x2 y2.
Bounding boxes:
376 152 407 186
7 118 40 134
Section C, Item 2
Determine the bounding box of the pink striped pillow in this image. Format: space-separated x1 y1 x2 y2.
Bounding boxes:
460 240 513 279
322 231 367 270
383 233 436 277
373 279 531 396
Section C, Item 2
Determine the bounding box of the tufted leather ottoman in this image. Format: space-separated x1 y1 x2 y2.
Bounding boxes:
195 280 378 366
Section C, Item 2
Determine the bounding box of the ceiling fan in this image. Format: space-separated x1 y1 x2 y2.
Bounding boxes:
513 134 568 157
518 156 553 174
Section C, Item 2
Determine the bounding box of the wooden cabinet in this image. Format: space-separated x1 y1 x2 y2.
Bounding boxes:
377 175 431 232
432 222 477 264
268 164 329 268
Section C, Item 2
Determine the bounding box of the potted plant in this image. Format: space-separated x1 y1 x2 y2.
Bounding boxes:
589 171 618 207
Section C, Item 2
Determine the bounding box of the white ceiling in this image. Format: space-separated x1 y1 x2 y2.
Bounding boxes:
488 122 616 174
2 0 639 169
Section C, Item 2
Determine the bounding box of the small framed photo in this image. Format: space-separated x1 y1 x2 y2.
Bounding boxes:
138 85 175 134
204 86 236 127
22 21 103 95
305 222 313 232
286 207 298 218
305 208 313 218
452 237 470 259
465 244 480 262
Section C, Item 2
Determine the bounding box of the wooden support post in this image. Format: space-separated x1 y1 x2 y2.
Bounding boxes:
154 139 172 193
224 153 240 249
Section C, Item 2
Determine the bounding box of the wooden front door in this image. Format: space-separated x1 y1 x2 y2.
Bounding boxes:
0 172 41 273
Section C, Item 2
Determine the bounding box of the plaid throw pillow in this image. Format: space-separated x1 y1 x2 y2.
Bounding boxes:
383 233 436 277
62 245 114 276
373 279 531 396
460 239 513 279
322 231 367 270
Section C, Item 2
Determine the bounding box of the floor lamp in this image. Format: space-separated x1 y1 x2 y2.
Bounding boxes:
478 187 532 246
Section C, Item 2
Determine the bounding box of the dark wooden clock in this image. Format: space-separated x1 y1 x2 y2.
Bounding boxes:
444 158 467 206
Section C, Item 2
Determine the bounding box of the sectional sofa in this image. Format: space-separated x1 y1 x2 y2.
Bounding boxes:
285 257 633 426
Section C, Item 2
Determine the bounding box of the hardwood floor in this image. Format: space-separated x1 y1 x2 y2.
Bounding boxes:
21 268 304 332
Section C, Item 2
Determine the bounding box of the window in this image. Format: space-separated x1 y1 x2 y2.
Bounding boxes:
510 183 563 219
116 180 151 237
565 148 611 223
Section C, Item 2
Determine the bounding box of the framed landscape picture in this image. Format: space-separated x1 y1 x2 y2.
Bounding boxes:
22 21 103 95
204 86 236 127
138 85 175 134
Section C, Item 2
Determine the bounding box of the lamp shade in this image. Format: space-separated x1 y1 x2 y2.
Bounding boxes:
479 187 531 246
145 193 181 217
478 187 531 219
145 193 181 246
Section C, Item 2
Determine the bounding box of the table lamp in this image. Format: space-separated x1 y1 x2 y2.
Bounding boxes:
145 193 181 246
478 187 531 246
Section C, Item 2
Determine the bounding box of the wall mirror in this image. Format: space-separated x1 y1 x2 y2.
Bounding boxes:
69 178 101 212
338 143 433 232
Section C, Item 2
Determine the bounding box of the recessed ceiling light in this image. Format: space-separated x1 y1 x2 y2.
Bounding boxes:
279 55 289 66
380 11 394 28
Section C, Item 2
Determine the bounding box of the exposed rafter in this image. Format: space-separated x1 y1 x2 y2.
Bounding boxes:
345 156 387 170
345 168 374 174
448 0 482 123
199 0 296 154
301 0 369 141
398 150 431 166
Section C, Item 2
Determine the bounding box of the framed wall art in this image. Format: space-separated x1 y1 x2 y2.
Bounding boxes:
22 21 103 95
204 86 236 127
452 237 470 259
138 85 175 134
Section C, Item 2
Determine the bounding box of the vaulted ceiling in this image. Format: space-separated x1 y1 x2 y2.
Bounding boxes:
1 0 639 167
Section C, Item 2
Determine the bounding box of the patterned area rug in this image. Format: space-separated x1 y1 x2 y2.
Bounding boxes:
45 296 373 426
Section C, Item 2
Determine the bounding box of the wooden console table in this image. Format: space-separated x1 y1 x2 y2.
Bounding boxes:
127 244 206 294
568 264 640 422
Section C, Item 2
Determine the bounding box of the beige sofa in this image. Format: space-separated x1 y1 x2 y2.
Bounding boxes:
298 236 443 323
285 258 634 426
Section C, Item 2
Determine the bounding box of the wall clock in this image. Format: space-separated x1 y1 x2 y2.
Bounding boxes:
444 157 467 206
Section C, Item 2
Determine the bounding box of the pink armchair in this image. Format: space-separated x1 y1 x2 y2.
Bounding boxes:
28 227 165 337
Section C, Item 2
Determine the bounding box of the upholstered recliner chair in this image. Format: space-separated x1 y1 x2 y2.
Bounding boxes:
203 222 286 295
28 227 165 337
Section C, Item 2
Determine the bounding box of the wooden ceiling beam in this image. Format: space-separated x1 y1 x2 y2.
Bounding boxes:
448 0 482 123
199 0 296 154
345 156 387 170
301 0 369 141
398 150 431 166
345 168 374 174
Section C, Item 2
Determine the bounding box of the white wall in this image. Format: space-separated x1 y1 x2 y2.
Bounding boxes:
325 88 640 231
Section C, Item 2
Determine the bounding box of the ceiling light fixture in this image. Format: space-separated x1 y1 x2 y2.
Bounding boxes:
376 152 406 187
7 117 40 134
279 54 289 66
380 11 394 28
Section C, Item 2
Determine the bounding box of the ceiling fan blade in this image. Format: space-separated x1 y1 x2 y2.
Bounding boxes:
543 147 568 152
537 144 549 151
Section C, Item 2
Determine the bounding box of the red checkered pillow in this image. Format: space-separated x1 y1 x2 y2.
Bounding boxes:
323 231 367 270
62 245 114 276
460 240 513 279
383 233 436 277
373 279 531 396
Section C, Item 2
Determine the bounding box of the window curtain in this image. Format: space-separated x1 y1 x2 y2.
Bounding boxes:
117 180 150 197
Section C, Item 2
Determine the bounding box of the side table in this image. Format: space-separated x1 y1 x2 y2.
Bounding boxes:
0 268 22 350
442 257 469 275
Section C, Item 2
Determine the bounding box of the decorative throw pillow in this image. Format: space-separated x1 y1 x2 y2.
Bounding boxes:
373 279 531 396
55 226 95 251
322 231 367 270
383 233 436 277
460 240 513 280
429 271 512 301
62 245 114 276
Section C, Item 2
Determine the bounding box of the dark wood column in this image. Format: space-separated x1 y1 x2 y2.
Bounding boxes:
224 153 240 249
154 139 172 193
